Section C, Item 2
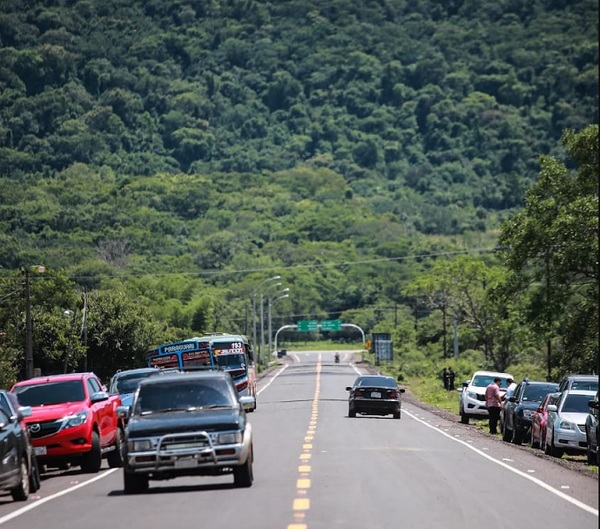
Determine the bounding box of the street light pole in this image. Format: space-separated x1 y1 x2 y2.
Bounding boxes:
260 281 283 365
268 290 289 358
252 275 281 364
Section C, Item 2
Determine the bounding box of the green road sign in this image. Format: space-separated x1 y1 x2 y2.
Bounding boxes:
320 319 342 331
297 320 318 332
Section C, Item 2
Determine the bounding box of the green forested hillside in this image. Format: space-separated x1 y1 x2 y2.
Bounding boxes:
0 0 597 384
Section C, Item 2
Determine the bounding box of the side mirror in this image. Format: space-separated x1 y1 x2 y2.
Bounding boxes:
399 388 406 394
18 406 32 420
116 405 131 420
589 400 599 410
239 396 255 412
91 391 109 403
547 404 558 412
345 386 352 391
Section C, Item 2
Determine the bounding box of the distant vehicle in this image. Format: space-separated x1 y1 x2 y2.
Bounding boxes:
109 367 163 407
458 370 513 424
585 390 599 466
346 375 405 419
148 334 257 411
557 374 598 393
119 371 255 494
11 373 124 473
501 379 559 444
0 390 40 501
530 392 561 450
545 388 597 458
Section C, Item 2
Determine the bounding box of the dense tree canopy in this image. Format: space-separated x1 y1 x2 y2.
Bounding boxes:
0 1 597 382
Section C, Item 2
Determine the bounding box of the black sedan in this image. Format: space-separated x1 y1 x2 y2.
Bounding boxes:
346 375 405 419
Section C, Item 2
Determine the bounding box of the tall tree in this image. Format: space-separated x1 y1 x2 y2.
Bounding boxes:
499 125 599 376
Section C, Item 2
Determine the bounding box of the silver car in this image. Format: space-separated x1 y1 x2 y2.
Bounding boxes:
545 389 597 458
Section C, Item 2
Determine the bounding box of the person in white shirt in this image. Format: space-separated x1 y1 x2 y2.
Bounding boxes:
504 378 517 401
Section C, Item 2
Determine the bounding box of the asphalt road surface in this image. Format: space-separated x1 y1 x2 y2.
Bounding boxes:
1 350 597 529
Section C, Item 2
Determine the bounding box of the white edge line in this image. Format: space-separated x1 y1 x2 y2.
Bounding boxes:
0 468 119 526
257 363 288 395
403 408 599 517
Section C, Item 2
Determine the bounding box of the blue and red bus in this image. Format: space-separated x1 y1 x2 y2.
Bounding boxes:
147 334 257 411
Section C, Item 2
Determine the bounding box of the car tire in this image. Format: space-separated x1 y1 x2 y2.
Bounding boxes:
545 432 564 458
512 426 523 445
80 431 102 473
348 407 356 418
531 430 539 449
11 459 30 501
123 470 149 494
29 455 41 493
459 405 469 424
107 428 124 468
233 446 253 488
393 410 401 419
502 422 512 442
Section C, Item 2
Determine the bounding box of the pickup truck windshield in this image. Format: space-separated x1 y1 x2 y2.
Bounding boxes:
13 380 85 406
135 381 235 414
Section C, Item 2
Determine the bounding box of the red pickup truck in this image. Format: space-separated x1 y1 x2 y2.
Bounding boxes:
11 372 123 473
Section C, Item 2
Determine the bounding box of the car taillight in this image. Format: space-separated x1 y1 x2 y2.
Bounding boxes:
355 389 364 396
390 390 399 398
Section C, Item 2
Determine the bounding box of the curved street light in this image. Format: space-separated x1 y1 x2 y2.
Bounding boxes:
268 290 290 359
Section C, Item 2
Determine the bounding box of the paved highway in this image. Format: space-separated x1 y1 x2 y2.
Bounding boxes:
1 351 597 529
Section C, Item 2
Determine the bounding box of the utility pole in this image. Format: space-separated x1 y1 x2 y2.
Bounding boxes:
24 268 34 379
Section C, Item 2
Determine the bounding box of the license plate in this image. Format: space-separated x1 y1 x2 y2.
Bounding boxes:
34 446 47 456
371 391 381 398
174 457 198 469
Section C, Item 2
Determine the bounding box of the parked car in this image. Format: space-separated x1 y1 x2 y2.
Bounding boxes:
530 392 560 450
0 389 40 501
585 390 599 466
545 388 597 458
501 379 559 444
11 373 124 473
109 367 163 407
458 370 513 424
120 371 255 494
557 374 598 393
346 375 405 419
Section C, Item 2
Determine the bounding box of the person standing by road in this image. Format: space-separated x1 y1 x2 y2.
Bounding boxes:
441 368 449 390
485 377 502 434
448 368 456 391
504 377 517 401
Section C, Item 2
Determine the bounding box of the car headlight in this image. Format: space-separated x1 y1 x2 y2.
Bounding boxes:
467 391 478 399
62 411 89 430
558 420 575 430
128 439 154 452
215 432 242 445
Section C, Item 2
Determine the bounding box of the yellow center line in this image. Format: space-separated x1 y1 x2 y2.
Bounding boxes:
288 356 321 529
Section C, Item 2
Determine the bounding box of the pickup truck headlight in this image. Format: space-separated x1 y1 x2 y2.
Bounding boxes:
128 439 154 452
215 432 242 445
62 411 89 429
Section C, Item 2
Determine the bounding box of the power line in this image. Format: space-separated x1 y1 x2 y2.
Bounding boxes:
63 246 497 281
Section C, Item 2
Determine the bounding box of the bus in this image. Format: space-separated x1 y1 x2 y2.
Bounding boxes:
206 334 257 410
147 338 215 370
147 334 257 411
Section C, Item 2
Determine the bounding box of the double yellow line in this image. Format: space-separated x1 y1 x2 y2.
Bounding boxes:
288 356 321 529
